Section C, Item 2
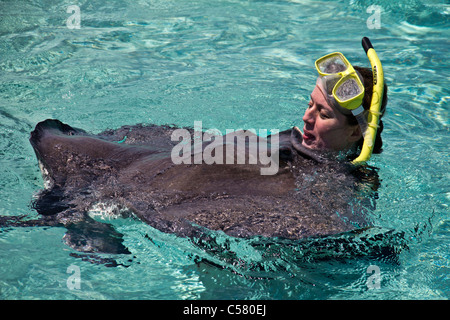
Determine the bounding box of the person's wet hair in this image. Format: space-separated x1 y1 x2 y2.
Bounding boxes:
348 66 388 155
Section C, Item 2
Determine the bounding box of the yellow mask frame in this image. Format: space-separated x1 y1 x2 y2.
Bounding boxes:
315 52 365 112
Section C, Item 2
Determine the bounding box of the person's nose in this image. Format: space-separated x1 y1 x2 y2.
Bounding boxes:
302 106 315 127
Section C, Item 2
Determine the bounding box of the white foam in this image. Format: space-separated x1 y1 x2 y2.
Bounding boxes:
38 160 53 190
88 202 130 221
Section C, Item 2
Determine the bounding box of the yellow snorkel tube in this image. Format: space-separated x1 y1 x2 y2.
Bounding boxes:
352 37 384 165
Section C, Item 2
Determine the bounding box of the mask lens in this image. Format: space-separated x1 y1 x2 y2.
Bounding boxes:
335 78 363 102
317 55 348 74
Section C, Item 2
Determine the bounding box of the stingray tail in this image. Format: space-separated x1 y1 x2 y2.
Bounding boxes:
0 213 131 256
0 214 61 229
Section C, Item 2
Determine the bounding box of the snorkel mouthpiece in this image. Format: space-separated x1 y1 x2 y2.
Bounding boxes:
351 37 384 165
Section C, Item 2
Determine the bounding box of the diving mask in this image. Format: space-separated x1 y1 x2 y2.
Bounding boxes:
315 52 365 117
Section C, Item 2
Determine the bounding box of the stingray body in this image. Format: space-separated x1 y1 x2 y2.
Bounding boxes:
4 119 390 258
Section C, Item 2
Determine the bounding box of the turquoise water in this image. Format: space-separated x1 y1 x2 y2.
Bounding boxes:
0 0 448 299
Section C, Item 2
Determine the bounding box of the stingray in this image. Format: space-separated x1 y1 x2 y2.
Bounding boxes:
2 119 402 262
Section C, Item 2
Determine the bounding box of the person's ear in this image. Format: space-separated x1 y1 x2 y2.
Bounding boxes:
348 125 362 143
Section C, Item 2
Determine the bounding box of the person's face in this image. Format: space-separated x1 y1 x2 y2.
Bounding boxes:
301 84 361 151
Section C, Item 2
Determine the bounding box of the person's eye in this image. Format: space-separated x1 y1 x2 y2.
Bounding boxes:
308 102 313 108
320 112 331 119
